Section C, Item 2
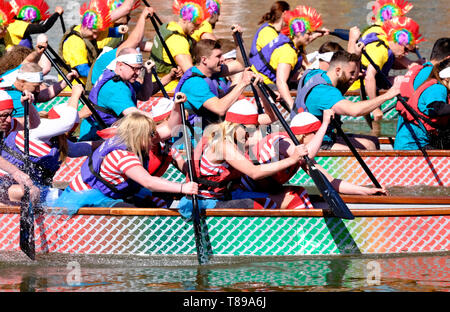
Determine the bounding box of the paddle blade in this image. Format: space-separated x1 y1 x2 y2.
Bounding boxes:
19 191 35 260
307 160 354 220
330 29 350 41
191 196 212 265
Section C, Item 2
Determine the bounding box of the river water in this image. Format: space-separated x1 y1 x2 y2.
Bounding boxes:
3 0 449 294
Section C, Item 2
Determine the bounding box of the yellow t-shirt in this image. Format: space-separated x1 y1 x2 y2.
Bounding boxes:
250 24 297 85
5 20 29 50
161 21 192 92
191 20 213 42
349 33 390 91
61 25 89 88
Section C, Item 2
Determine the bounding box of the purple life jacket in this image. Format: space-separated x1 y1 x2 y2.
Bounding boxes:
79 137 148 200
249 23 303 83
292 71 331 118
0 131 60 186
174 66 230 129
18 36 33 49
359 32 395 88
87 69 137 127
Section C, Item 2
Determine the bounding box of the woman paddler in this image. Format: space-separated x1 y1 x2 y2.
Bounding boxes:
54 94 198 213
241 110 387 202
191 99 312 209
0 84 98 208
249 5 329 111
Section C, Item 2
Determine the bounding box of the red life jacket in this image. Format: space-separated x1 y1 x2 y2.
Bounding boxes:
397 68 450 133
193 136 241 199
248 132 305 191
147 143 173 177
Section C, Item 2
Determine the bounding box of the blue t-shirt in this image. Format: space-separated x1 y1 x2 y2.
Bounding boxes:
394 83 447 150
6 86 42 118
78 78 140 141
304 72 345 143
91 48 117 85
413 62 433 90
179 66 227 111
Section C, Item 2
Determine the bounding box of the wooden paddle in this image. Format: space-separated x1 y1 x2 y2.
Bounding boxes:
233 29 354 219
42 48 108 130
19 95 35 260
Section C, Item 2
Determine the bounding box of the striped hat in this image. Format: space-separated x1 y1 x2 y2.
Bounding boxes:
290 112 322 135
0 90 14 111
151 98 174 122
225 99 259 125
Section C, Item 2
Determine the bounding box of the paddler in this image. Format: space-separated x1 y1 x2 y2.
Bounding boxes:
0 89 40 206
150 0 211 92
191 0 221 41
394 58 450 150
241 110 387 199
296 50 402 150
54 99 199 213
249 5 329 110
348 13 425 121
0 0 15 57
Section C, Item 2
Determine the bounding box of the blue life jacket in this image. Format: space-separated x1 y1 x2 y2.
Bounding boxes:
292 71 331 118
174 66 230 129
0 131 60 186
79 137 148 200
359 32 395 89
249 23 303 82
87 69 137 127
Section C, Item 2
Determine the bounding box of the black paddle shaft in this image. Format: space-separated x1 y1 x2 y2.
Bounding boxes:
178 95 211 265
59 14 66 33
142 0 163 25
19 97 36 260
151 66 170 99
43 49 108 130
256 83 354 220
149 14 177 68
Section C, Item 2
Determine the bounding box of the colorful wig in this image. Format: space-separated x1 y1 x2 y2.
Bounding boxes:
10 0 51 22
107 0 140 12
382 16 425 46
0 0 14 27
206 0 221 15
173 0 210 24
281 5 322 38
80 0 112 31
371 0 413 23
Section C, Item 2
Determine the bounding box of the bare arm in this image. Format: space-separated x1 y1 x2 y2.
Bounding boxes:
276 63 294 109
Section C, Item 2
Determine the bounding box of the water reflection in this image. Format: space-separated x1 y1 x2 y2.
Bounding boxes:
1 253 448 291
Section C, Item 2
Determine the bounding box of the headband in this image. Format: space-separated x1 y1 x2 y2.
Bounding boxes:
116 53 143 65
318 52 334 62
17 71 43 83
222 49 237 60
439 67 450 79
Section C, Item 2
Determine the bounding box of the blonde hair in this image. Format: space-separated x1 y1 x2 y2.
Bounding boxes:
113 112 156 162
203 121 243 155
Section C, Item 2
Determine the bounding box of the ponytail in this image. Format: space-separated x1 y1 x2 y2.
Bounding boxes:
258 1 290 25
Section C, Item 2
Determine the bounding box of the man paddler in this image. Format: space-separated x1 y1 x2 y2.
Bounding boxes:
78 48 155 141
150 0 211 92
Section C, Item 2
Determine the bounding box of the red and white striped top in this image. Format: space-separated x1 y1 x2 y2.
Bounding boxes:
256 133 290 164
69 149 142 192
198 147 231 198
15 131 52 157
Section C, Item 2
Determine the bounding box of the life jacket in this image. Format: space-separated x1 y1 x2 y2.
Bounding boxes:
0 131 60 186
359 32 395 88
58 25 100 74
396 76 450 134
147 143 174 177
150 23 195 75
241 132 304 193
193 136 241 199
292 71 331 118
249 23 303 83
87 69 136 127
174 66 230 129
79 137 148 200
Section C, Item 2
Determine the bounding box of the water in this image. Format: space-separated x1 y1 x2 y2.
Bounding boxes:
8 0 450 294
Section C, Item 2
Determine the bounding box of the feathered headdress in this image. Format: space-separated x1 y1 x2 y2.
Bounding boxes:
371 0 413 23
80 0 112 31
382 16 425 46
173 0 210 24
0 0 15 26
206 0 221 15
107 0 141 12
281 5 322 38
10 0 51 22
